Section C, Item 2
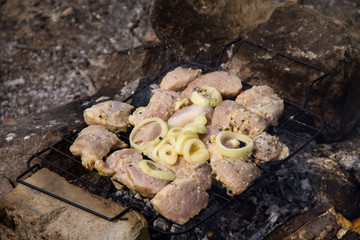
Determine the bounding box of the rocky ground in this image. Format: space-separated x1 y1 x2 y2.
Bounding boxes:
0 0 156 123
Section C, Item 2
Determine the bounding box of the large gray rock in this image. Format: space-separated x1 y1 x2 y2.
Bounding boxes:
226 3 360 142
0 99 85 190
150 0 282 65
151 0 279 45
0 176 13 199
295 157 359 218
0 168 149 239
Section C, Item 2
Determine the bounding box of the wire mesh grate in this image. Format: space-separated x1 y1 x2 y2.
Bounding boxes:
17 38 327 235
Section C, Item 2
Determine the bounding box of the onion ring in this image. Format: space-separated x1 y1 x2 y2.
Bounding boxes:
138 160 175 181
215 131 254 158
129 117 168 152
183 138 209 163
175 133 198 155
152 136 177 165
191 85 223 107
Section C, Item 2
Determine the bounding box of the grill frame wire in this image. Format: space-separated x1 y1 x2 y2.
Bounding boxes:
17 38 327 235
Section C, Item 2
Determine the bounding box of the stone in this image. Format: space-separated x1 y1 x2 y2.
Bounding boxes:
0 99 85 185
150 0 280 46
295 157 359 218
227 3 360 142
0 168 149 240
150 0 282 65
91 43 179 96
0 176 13 199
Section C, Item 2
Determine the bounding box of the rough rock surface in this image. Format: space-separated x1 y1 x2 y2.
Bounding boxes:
0 0 155 122
295 157 359 218
151 0 280 45
227 3 360 142
150 0 281 65
0 168 149 240
0 176 13 199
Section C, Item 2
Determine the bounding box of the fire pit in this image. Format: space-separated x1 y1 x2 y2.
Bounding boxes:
16 38 327 238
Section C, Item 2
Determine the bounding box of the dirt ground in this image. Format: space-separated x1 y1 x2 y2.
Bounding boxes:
0 0 154 123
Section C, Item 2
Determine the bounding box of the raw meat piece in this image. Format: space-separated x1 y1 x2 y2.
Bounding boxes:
151 178 209 225
211 100 243 127
182 71 242 100
129 89 183 126
212 100 267 138
235 85 284 126
207 143 261 196
106 149 170 197
167 105 213 128
228 108 267 138
70 125 127 176
199 125 221 145
253 132 290 163
131 122 162 147
160 67 202 91
83 100 134 133
176 162 212 190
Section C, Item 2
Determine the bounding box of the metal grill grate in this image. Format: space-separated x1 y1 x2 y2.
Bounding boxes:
17 38 327 235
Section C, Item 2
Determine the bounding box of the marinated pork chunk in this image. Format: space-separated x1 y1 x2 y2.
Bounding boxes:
235 85 284 126
229 108 268 138
212 100 267 138
160 67 202 91
199 125 221 145
167 105 213 128
131 121 162 148
176 162 212 190
106 149 170 197
151 178 209 225
207 143 261 196
129 89 184 126
253 132 290 163
84 100 133 133
212 100 243 128
182 71 242 100
158 156 188 174
70 125 127 176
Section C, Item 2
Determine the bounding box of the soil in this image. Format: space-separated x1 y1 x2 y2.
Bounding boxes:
0 0 155 123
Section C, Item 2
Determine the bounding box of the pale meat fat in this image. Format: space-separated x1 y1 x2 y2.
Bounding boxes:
167 104 213 128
